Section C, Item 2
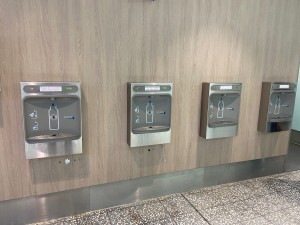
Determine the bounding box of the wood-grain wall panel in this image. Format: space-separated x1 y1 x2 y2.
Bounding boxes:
0 0 33 200
0 0 299 200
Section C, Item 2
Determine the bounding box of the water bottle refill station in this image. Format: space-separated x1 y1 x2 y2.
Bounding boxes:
200 82 242 139
20 82 82 159
128 83 173 147
258 82 296 133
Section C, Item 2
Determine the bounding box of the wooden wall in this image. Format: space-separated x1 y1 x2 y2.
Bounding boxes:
0 0 299 201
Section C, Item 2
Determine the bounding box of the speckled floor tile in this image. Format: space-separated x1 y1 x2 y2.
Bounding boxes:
223 184 254 200
264 192 297 209
198 204 238 225
32 215 80 225
282 171 300 182
260 178 295 192
283 174 300 189
278 187 300 200
233 216 272 225
206 186 240 206
263 209 300 225
285 206 300 220
107 206 143 225
182 190 219 210
208 216 239 225
183 184 246 211
145 216 175 225
172 212 209 225
80 210 111 225
159 194 196 217
244 193 292 216
242 180 276 196
31 210 111 225
289 181 300 190
226 200 258 222
135 199 169 223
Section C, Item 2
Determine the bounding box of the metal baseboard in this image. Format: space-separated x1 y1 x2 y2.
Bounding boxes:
0 156 286 225
290 129 300 145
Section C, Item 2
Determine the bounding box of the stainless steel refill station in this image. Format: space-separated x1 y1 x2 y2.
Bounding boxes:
20 82 82 159
258 82 296 133
128 83 173 147
200 82 242 139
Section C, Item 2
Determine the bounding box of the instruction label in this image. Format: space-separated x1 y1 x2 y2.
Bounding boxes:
145 86 160 91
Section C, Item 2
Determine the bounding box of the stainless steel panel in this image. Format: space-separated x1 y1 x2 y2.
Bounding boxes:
290 129 300 145
286 143 300 171
204 125 238 140
90 168 206 210
258 82 297 133
200 82 242 139
0 188 89 225
90 156 285 210
128 83 173 147
0 155 289 224
130 130 172 147
24 138 82 159
20 82 82 159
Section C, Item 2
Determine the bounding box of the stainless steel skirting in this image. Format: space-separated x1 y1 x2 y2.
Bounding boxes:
0 156 286 225
290 129 300 145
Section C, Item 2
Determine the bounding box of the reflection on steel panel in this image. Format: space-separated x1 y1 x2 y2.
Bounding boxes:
20 82 82 159
258 82 296 133
200 82 242 139
128 83 173 147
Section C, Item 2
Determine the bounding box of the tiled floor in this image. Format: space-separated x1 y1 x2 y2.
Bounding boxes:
32 170 300 225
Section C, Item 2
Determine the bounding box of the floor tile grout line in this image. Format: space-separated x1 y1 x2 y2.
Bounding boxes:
180 193 212 225
105 210 113 225
157 196 180 225
137 198 173 224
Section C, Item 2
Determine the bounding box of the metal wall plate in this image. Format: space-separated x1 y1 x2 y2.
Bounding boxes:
258 82 297 133
20 82 82 159
128 83 173 147
200 82 242 139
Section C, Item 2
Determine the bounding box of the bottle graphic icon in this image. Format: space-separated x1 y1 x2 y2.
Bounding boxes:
146 101 154 124
48 105 59 130
274 96 280 115
217 98 224 119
